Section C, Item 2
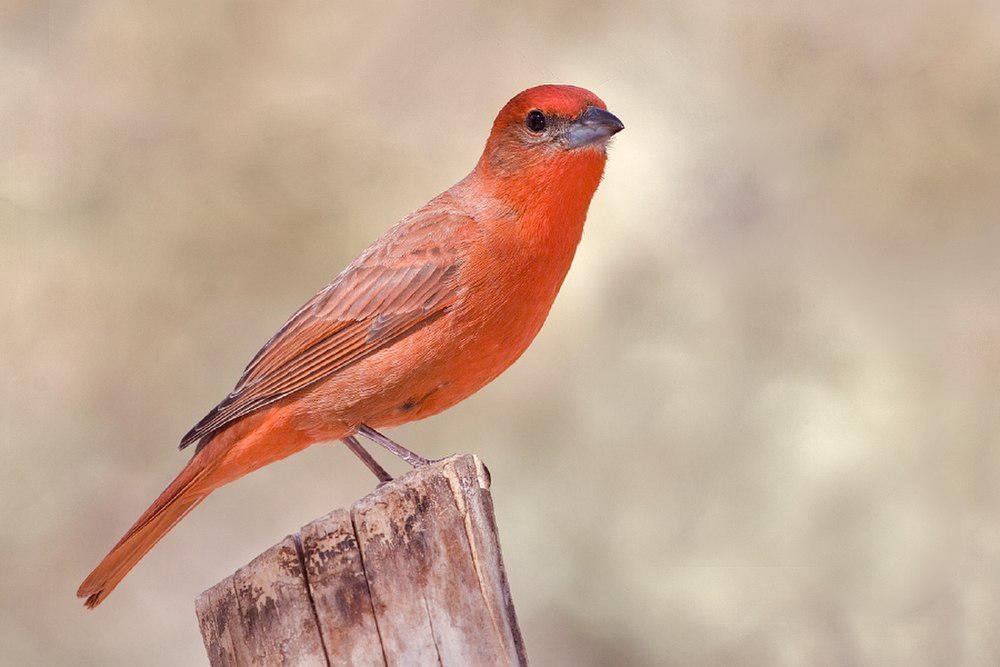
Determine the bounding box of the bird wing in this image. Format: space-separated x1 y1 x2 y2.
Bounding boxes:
179 207 473 450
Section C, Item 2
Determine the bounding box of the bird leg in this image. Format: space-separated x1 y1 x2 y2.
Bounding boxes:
341 435 392 483
357 424 432 467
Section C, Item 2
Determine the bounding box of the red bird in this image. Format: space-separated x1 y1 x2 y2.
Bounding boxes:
78 84 623 607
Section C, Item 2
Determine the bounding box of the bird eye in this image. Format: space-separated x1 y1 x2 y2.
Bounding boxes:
525 110 546 133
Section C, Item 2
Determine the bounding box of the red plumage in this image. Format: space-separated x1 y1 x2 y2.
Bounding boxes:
78 84 623 607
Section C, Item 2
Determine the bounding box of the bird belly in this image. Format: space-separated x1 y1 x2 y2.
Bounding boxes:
293 206 583 439
294 271 561 436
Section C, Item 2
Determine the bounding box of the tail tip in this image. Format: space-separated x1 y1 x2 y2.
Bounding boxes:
77 582 107 609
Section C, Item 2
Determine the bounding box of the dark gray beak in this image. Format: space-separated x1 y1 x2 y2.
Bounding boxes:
564 106 625 149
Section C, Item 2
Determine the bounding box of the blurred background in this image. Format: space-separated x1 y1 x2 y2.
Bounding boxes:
3 1 999 664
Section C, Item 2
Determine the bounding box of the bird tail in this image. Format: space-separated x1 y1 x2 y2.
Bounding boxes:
77 405 315 608
76 456 212 609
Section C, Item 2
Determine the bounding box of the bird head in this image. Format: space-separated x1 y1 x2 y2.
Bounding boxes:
477 85 624 184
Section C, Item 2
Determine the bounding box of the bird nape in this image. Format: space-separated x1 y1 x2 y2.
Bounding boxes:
77 84 623 608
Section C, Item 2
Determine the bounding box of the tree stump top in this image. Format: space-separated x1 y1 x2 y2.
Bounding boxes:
196 454 526 666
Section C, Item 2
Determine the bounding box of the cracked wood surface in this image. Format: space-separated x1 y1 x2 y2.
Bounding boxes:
196 454 526 666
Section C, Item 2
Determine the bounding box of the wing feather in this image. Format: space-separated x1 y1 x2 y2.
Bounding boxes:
179 207 472 450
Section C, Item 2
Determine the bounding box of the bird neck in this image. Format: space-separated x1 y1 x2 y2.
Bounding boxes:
470 149 607 245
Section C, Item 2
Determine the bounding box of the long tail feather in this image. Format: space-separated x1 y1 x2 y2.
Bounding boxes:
78 406 316 608
77 460 211 609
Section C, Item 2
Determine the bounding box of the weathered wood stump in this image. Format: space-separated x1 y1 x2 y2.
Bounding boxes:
195 454 526 666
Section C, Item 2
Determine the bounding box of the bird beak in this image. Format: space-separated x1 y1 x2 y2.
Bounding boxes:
564 106 625 149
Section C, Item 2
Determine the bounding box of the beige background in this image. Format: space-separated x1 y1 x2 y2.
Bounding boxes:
3 1 1000 664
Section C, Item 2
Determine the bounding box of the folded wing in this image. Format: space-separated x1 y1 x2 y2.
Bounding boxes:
180 209 472 450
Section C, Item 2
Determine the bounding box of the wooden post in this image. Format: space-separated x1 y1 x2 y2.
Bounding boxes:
196 454 526 666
